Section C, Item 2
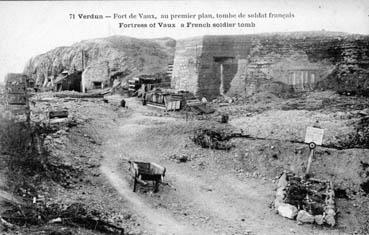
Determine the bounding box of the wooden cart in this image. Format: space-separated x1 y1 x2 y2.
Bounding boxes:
128 161 166 192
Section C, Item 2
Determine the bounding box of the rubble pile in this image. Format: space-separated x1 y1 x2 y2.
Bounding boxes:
167 154 190 163
274 172 336 226
191 128 235 150
337 110 369 149
54 90 106 99
1 202 125 234
30 95 91 126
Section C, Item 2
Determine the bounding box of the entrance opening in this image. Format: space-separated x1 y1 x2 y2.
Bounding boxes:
93 81 102 89
213 57 236 95
213 56 235 63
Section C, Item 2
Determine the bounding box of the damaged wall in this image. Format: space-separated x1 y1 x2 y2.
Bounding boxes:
81 62 109 92
24 36 176 89
171 36 203 94
172 32 369 99
56 72 82 92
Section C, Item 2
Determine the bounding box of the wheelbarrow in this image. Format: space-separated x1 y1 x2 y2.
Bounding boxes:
128 160 166 192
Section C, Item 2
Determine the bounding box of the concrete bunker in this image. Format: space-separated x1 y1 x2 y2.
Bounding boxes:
81 62 109 92
171 34 344 99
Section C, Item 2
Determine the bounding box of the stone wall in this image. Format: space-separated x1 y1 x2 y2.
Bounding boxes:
317 39 369 96
24 36 176 89
198 35 252 99
171 36 203 94
81 62 109 92
172 32 369 99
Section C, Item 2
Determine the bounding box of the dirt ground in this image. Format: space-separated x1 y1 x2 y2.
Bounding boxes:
1 91 369 234
95 97 368 235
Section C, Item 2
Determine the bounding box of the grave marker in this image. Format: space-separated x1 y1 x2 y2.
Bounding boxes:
304 126 325 176
304 126 324 146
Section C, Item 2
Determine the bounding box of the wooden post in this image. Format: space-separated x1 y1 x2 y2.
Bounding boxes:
305 142 316 177
305 148 314 175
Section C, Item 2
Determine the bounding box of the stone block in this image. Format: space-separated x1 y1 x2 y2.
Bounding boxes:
324 208 336 226
296 210 315 224
314 215 324 225
277 203 298 219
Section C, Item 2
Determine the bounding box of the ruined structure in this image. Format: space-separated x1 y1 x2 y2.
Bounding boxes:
3 73 30 121
55 71 82 92
23 36 175 92
23 32 368 97
172 32 369 99
81 62 109 92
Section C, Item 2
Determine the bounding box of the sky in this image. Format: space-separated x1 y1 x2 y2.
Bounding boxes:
0 0 368 84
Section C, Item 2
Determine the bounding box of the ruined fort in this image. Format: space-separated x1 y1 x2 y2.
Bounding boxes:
2 31 369 234
21 32 369 99
172 32 369 99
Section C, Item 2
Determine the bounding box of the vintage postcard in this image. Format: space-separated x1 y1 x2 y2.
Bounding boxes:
0 1 369 234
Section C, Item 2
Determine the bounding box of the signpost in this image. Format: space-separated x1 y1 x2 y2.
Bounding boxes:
305 127 324 146
304 127 324 177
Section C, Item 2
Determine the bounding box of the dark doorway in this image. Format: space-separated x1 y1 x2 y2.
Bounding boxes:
213 56 235 63
93 81 102 89
213 56 237 95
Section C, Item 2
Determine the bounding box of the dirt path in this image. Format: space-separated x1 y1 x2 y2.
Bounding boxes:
99 99 343 235
100 104 207 235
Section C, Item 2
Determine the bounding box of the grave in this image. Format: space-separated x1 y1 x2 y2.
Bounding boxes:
275 172 336 226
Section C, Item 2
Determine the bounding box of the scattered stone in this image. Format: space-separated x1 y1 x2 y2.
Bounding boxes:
325 208 336 226
277 172 288 188
296 210 314 224
277 203 298 219
314 215 324 225
276 187 285 199
169 154 190 163
178 155 189 163
48 217 62 223
274 198 284 210
225 97 233 104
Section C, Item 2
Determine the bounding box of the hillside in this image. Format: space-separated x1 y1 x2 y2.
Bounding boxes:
23 36 176 87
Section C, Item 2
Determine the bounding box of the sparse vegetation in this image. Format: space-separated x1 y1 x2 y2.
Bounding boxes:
0 117 77 187
337 116 369 149
0 118 43 175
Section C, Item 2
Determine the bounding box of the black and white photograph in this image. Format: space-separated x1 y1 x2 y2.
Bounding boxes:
0 0 369 234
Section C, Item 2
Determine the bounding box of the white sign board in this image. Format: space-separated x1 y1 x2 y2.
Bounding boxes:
304 127 324 145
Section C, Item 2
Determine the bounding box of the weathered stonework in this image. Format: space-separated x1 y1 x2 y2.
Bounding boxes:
172 32 369 99
171 36 203 94
82 62 110 92
23 36 176 90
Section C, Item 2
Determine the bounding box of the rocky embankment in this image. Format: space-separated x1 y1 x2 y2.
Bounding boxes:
23 36 176 87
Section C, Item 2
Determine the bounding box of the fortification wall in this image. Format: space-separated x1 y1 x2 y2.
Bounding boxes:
197 36 252 99
82 62 109 92
171 37 203 94
172 33 369 99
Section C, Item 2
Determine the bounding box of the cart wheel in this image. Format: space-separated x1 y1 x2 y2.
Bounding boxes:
133 177 137 192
